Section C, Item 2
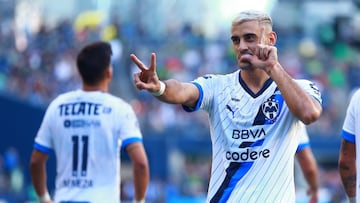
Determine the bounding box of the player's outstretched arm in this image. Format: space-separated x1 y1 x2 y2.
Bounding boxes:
130 53 199 108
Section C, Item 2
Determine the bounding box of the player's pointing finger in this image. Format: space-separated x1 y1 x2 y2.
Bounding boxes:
130 54 148 71
149 53 157 73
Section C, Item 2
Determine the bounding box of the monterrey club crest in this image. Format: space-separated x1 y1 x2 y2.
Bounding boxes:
261 99 279 120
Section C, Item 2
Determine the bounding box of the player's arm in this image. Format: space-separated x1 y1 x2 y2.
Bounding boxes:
248 43 322 124
156 79 199 107
29 149 52 203
130 53 200 109
126 142 149 202
339 139 356 200
267 63 322 125
296 148 318 203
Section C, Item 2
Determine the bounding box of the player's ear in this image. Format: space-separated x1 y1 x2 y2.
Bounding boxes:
269 31 277 46
106 65 113 79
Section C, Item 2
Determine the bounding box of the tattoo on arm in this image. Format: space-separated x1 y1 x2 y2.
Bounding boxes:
340 164 356 196
343 175 356 193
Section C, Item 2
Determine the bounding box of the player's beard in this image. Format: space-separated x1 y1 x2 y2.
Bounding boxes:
238 60 253 70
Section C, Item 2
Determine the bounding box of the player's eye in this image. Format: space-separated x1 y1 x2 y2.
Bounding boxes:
244 34 256 42
231 36 240 44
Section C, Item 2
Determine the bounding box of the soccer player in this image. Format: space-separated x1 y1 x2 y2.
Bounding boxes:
29 41 149 203
130 10 322 202
338 89 360 203
296 124 319 203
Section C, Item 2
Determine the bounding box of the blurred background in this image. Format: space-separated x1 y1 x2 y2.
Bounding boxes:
0 0 359 202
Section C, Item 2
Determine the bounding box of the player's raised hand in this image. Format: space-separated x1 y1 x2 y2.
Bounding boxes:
250 44 279 72
242 27 279 72
130 53 162 92
243 27 279 73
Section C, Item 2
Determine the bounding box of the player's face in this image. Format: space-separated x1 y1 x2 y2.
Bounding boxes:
230 20 264 70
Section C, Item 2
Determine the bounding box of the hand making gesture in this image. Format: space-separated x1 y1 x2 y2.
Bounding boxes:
250 44 279 72
241 27 279 74
130 53 163 93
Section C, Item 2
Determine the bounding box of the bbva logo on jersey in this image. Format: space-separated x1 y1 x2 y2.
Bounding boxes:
261 100 279 121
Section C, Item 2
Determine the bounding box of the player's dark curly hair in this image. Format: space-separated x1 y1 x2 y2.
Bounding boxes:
76 41 113 85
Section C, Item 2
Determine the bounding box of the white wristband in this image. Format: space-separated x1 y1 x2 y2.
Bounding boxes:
38 192 51 202
133 199 145 203
151 81 166 96
348 197 356 203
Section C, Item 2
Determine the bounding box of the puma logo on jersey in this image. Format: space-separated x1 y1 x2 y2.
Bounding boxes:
226 105 236 118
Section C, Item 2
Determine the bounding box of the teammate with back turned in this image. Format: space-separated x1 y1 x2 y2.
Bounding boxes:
339 89 360 203
29 41 149 203
130 10 322 203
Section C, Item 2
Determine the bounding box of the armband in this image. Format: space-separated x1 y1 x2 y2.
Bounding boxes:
38 192 51 203
348 197 356 203
133 199 145 203
151 81 166 96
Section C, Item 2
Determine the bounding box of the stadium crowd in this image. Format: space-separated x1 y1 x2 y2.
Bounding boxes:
0 10 359 137
0 5 359 202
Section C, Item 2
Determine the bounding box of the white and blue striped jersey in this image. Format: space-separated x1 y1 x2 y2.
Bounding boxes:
183 70 322 203
342 89 360 203
33 90 143 203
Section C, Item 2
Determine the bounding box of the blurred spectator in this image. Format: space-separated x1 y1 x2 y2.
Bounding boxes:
1 2 359 202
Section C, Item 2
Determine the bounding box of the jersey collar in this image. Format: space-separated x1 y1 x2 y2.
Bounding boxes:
238 74 273 98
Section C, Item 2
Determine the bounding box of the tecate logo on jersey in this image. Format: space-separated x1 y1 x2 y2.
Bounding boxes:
64 119 101 128
226 148 270 161
59 102 102 116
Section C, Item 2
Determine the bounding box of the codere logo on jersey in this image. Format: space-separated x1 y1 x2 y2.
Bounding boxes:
225 129 270 161
226 147 270 161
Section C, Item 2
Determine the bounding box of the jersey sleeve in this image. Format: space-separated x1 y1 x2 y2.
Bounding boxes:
295 79 322 105
341 90 360 143
34 101 57 154
182 74 216 112
119 104 143 149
